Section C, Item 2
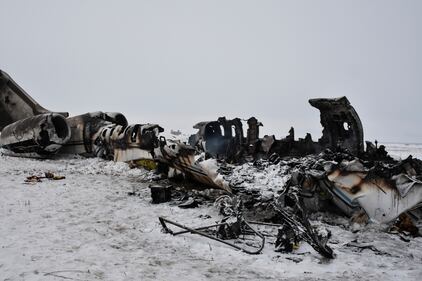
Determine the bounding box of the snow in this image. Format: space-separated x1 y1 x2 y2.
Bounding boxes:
225 161 290 195
384 143 422 160
1 145 422 280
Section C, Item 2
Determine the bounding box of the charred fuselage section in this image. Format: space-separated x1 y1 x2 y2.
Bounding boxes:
268 97 364 157
188 117 261 163
188 96 364 163
0 70 163 162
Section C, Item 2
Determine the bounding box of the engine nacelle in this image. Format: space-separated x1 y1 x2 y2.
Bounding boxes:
0 113 71 157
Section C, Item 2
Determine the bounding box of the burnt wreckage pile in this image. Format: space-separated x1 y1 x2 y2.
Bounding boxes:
1 69 422 258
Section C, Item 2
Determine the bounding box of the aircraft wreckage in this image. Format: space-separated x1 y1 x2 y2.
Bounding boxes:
1 69 421 258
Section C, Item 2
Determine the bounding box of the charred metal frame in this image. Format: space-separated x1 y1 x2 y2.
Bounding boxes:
0 113 71 157
188 97 364 162
158 216 265 255
188 117 261 163
1 68 421 231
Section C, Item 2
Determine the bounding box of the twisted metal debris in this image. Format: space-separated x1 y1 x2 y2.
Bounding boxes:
1 69 421 258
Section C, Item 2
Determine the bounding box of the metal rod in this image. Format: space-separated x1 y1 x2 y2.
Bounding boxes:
172 223 227 236
158 217 265 255
248 221 283 227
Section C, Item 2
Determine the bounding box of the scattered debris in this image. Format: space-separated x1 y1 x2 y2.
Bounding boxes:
214 194 334 258
24 175 43 184
158 216 265 255
344 240 394 257
44 172 66 180
24 172 66 183
178 197 200 209
1 69 422 261
149 184 172 204
390 213 420 237
154 138 232 193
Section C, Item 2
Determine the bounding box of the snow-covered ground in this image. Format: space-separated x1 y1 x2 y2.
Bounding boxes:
384 143 422 160
1 145 421 281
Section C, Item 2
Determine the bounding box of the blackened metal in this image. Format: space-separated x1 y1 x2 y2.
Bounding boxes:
270 97 364 157
155 138 232 192
188 117 261 163
272 201 334 259
158 216 265 255
0 113 71 157
189 97 365 162
149 184 172 204
61 112 128 156
93 123 163 161
309 96 364 155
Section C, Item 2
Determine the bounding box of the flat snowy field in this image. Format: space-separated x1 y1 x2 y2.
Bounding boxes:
1 144 422 281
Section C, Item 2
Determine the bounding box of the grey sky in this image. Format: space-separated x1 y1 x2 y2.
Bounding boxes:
1 0 421 142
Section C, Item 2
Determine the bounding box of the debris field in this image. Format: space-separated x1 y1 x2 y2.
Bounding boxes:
1 69 422 280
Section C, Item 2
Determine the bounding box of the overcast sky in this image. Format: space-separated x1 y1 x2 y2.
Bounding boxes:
1 0 421 143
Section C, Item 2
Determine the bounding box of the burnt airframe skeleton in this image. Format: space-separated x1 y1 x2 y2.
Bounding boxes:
0 70 163 162
1 69 421 240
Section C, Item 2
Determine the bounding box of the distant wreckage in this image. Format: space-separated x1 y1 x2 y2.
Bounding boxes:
1 69 421 257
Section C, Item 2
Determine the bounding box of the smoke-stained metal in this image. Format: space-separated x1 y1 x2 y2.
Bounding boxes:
188 117 260 163
269 97 364 157
155 138 232 193
322 158 422 223
309 96 364 155
0 70 68 131
61 111 161 162
0 113 71 157
189 97 365 162
93 123 163 162
61 112 128 156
